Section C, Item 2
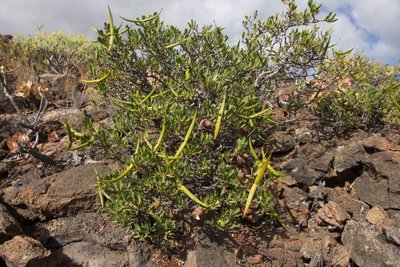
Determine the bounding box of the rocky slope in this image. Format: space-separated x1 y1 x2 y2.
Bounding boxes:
0 33 399 266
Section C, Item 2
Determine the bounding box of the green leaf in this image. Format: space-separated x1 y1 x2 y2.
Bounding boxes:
243 153 271 217
214 92 227 139
120 11 161 23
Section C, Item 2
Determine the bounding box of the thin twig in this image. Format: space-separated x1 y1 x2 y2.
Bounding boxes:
17 141 59 167
0 71 29 125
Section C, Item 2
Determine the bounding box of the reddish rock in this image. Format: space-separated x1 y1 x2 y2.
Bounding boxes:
359 135 400 152
331 244 350 267
325 187 369 219
314 201 350 230
366 206 388 226
260 236 303 267
0 235 50 267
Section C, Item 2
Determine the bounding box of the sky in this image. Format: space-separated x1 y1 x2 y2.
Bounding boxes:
0 0 399 65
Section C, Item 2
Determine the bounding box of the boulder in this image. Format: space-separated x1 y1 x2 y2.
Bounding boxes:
184 235 238 267
356 151 400 209
325 187 369 219
260 236 303 267
281 185 309 227
27 212 134 250
1 163 109 220
0 235 50 267
0 203 23 240
57 241 128 267
342 220 400 267
282 158 323 186
333 143 365 174
42 108 86 130
314 201 350 230
383 225 400 246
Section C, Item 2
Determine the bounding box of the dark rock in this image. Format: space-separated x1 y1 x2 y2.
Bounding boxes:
269 130 296 153
23 212 154 266
0 235 51 267
342 220 400 267
127 243 152 267
356 151 400 209
383 225 400 246
24 212 156 266
298 142 334 173
184 235 238 267
333 143 365 174
246 254 262 265
308 181 326 210
0 203 23 240
355 172 389 208
295 127 313 144
29 212 134 250
300 230 350 267
85 105 111 121
0 162 7 177
281 185 309 227
2 163 109 220
282 158 323 186
280 175 298 186
58 241 128 267
308 152 334 173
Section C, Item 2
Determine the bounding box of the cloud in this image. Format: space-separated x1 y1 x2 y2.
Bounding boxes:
323 0 400 64
0 0 398 65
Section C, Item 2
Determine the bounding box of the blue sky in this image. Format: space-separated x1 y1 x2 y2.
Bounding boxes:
1 0 399 65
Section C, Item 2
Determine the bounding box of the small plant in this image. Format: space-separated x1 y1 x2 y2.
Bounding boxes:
70 0 337 243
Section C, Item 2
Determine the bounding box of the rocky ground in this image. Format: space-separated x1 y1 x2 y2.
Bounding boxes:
1 48 400 266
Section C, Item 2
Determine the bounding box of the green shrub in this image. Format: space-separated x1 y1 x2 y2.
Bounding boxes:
311 51 400 129
71 0 337 243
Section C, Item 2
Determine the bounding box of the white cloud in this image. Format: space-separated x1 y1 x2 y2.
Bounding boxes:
0 0 398 64
323 0 400 64
351 0 400 47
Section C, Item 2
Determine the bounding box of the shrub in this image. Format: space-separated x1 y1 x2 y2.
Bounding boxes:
310 51 400 129
70 0 337 243
14 30 100 77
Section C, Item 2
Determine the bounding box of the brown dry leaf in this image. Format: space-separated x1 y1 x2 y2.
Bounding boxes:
32 83 50 100
6 133 30 153
47 131 59 143
6 135 19 153
15 80 33 98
